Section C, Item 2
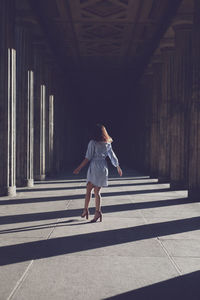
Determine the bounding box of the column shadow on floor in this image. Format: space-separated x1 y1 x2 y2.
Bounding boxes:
0 197 191 227
1 215 200 266
104 271 200 300
0 187 172 206
33 176 151 185
17 181 161 193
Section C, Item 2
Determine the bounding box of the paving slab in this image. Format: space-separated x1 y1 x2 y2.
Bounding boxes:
12 256 179 300
0 171 200 300
173 257 200 274
160 239 200 257
0 220 58 239
0 261 32 300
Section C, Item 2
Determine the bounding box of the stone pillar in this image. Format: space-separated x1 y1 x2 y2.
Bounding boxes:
44 61 50 177
188 0 200 199
34 42 46 180
158 40 175 183
140 67 154 173
149 56 162 178
49 94 54 175
53 71 65 174
15 22 34 187
27 69 34 186
52 77 59 174
44 60 55 176
0 0 16 196
170 21 193 189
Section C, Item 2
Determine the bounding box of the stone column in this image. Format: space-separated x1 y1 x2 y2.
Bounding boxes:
0 0 16 196
27 69 34 186
53 71 65 174
49 94 54 175
188 0 200 199
170 21 193 189
33 42 46 180
15 21 34 187
140 67 154 173
44 61 50 177
52 76 59 174
44 59 55 176
149 55 162 178
158 39 175 183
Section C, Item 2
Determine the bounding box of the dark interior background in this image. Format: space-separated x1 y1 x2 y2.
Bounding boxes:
25 0 183 170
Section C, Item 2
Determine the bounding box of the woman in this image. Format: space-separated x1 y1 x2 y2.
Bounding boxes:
73 124 122 222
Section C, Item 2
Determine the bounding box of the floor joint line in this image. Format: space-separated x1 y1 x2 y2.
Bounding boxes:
7 260 34 300
157 238 182 275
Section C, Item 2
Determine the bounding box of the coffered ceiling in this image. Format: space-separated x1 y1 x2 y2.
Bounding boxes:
28 0 182 72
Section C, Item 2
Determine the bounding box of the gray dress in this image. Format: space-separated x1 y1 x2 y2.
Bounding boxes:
85 140 119 187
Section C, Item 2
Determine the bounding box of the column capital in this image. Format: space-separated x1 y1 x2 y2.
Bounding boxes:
151 54 162 64
144 64 153 76
159 37 175 51
16 13 37 26
172 0 194 29
160 40 175 53
159 27 175 51
171 17 193 54
172 20 193 32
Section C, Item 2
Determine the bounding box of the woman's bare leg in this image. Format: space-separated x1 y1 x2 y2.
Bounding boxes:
90 186 102 222
94 186 102 212
84 182 94 209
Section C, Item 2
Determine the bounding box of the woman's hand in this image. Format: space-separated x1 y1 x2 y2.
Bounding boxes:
73 158 89 175
73 167 81 175
117 166 122 177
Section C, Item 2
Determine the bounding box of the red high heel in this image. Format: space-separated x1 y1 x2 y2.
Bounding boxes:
81 208 89 220
90 211 102 223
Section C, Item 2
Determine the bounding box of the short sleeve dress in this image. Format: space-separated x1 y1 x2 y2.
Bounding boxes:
85 140 119 187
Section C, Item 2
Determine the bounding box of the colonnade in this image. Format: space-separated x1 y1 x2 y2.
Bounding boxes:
139 0 200 200
0 0 66 196
1 0 200 202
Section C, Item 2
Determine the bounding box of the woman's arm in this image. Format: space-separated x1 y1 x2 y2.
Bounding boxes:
74 140 95 175
73 158 89 174
108 144 122 177
117 165 123 177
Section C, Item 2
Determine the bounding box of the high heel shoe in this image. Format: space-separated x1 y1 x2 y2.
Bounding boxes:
81 208 89 220
90 210 102 223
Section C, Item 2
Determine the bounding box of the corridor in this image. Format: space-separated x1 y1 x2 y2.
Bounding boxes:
1 0 200 298
1 170 200 300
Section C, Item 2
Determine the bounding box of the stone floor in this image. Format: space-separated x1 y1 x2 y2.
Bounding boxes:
0 169 200 300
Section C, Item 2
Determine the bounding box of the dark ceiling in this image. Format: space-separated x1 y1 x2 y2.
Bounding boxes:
15 0 186 163
27 0 182 74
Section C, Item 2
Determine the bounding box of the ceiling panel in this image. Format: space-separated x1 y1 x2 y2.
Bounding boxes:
27 0 183 71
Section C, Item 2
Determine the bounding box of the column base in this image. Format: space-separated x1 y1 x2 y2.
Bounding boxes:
17 178 34 188
158 177 169 183
35 174 46 181
26 179 34 187
150 172 158 179
0 186 17 197
188 189 200 201
7 186 17 196
170 181 187 190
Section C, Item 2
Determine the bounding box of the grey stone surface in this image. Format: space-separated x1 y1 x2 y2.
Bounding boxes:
0 261 32 300
13 256 178 300
0 172 200 299
173 257 200 274
160 240 200 257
